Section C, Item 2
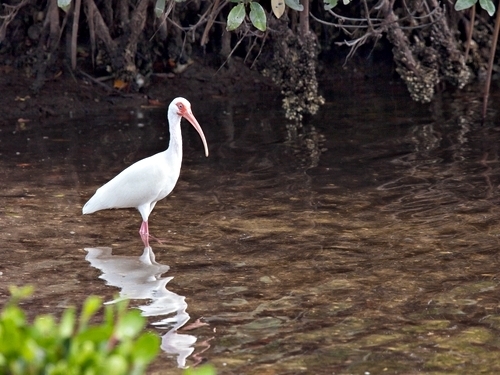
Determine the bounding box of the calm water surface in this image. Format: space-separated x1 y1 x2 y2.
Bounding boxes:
2 79 500 374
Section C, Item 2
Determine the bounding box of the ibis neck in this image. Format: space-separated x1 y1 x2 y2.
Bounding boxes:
167 114 183 160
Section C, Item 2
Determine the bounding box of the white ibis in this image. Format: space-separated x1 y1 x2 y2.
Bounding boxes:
82 97 209 245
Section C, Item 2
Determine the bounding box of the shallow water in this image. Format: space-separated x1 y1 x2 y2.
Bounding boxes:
2 79 500 374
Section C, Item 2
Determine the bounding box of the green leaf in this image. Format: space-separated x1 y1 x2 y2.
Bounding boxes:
115 310 144 340
104 304 115 329
76 326 113 344
250 2 266 31
227 3 246 31
59 308 76 338
285 0 304 11
479 0 495 15
323 0 338 10
131 333 160 365
1 304 25 327
454 0 477 10
79 296 102 331
33 315 56 336
115 299 129 319
103 354 128 375
154 0 166 17
57 0 72 12
8 285 34 302
184 364 217 375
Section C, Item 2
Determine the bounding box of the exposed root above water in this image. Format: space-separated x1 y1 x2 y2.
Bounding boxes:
263 20 324 123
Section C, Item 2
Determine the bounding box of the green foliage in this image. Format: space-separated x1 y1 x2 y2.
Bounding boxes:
227 3 246 31
479 0 496 15
227 1 267 31
0 286 160 375
184 364 217 375
455 0 496 16
154 0 166 17
284 0 304 12
323 0 352 10
455 0 476 9
323 0 338 10
249 2 267 32
57 0 72 12
227 0 306 32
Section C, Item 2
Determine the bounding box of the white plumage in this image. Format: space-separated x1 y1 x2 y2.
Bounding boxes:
83 97 209 244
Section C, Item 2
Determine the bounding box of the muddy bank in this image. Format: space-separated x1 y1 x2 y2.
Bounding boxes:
0 58 278 127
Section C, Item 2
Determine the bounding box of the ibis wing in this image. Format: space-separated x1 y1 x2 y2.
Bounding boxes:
82 153 180 214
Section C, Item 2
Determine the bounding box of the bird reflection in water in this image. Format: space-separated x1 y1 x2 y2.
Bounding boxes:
85 246 210 368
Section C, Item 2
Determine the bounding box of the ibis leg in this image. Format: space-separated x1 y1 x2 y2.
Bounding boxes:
139 220 149 235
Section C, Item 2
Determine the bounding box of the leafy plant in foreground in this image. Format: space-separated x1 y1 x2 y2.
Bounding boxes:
184 364 217 375
0 285 160 375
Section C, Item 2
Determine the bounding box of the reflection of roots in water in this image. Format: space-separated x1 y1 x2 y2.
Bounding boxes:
377 166 479 222
371 118 500 224
376 153 500 224
286 124 326 168
379 187 459 223
409 124 442 152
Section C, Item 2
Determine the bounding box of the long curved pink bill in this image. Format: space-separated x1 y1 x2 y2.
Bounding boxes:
183 112 209 157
